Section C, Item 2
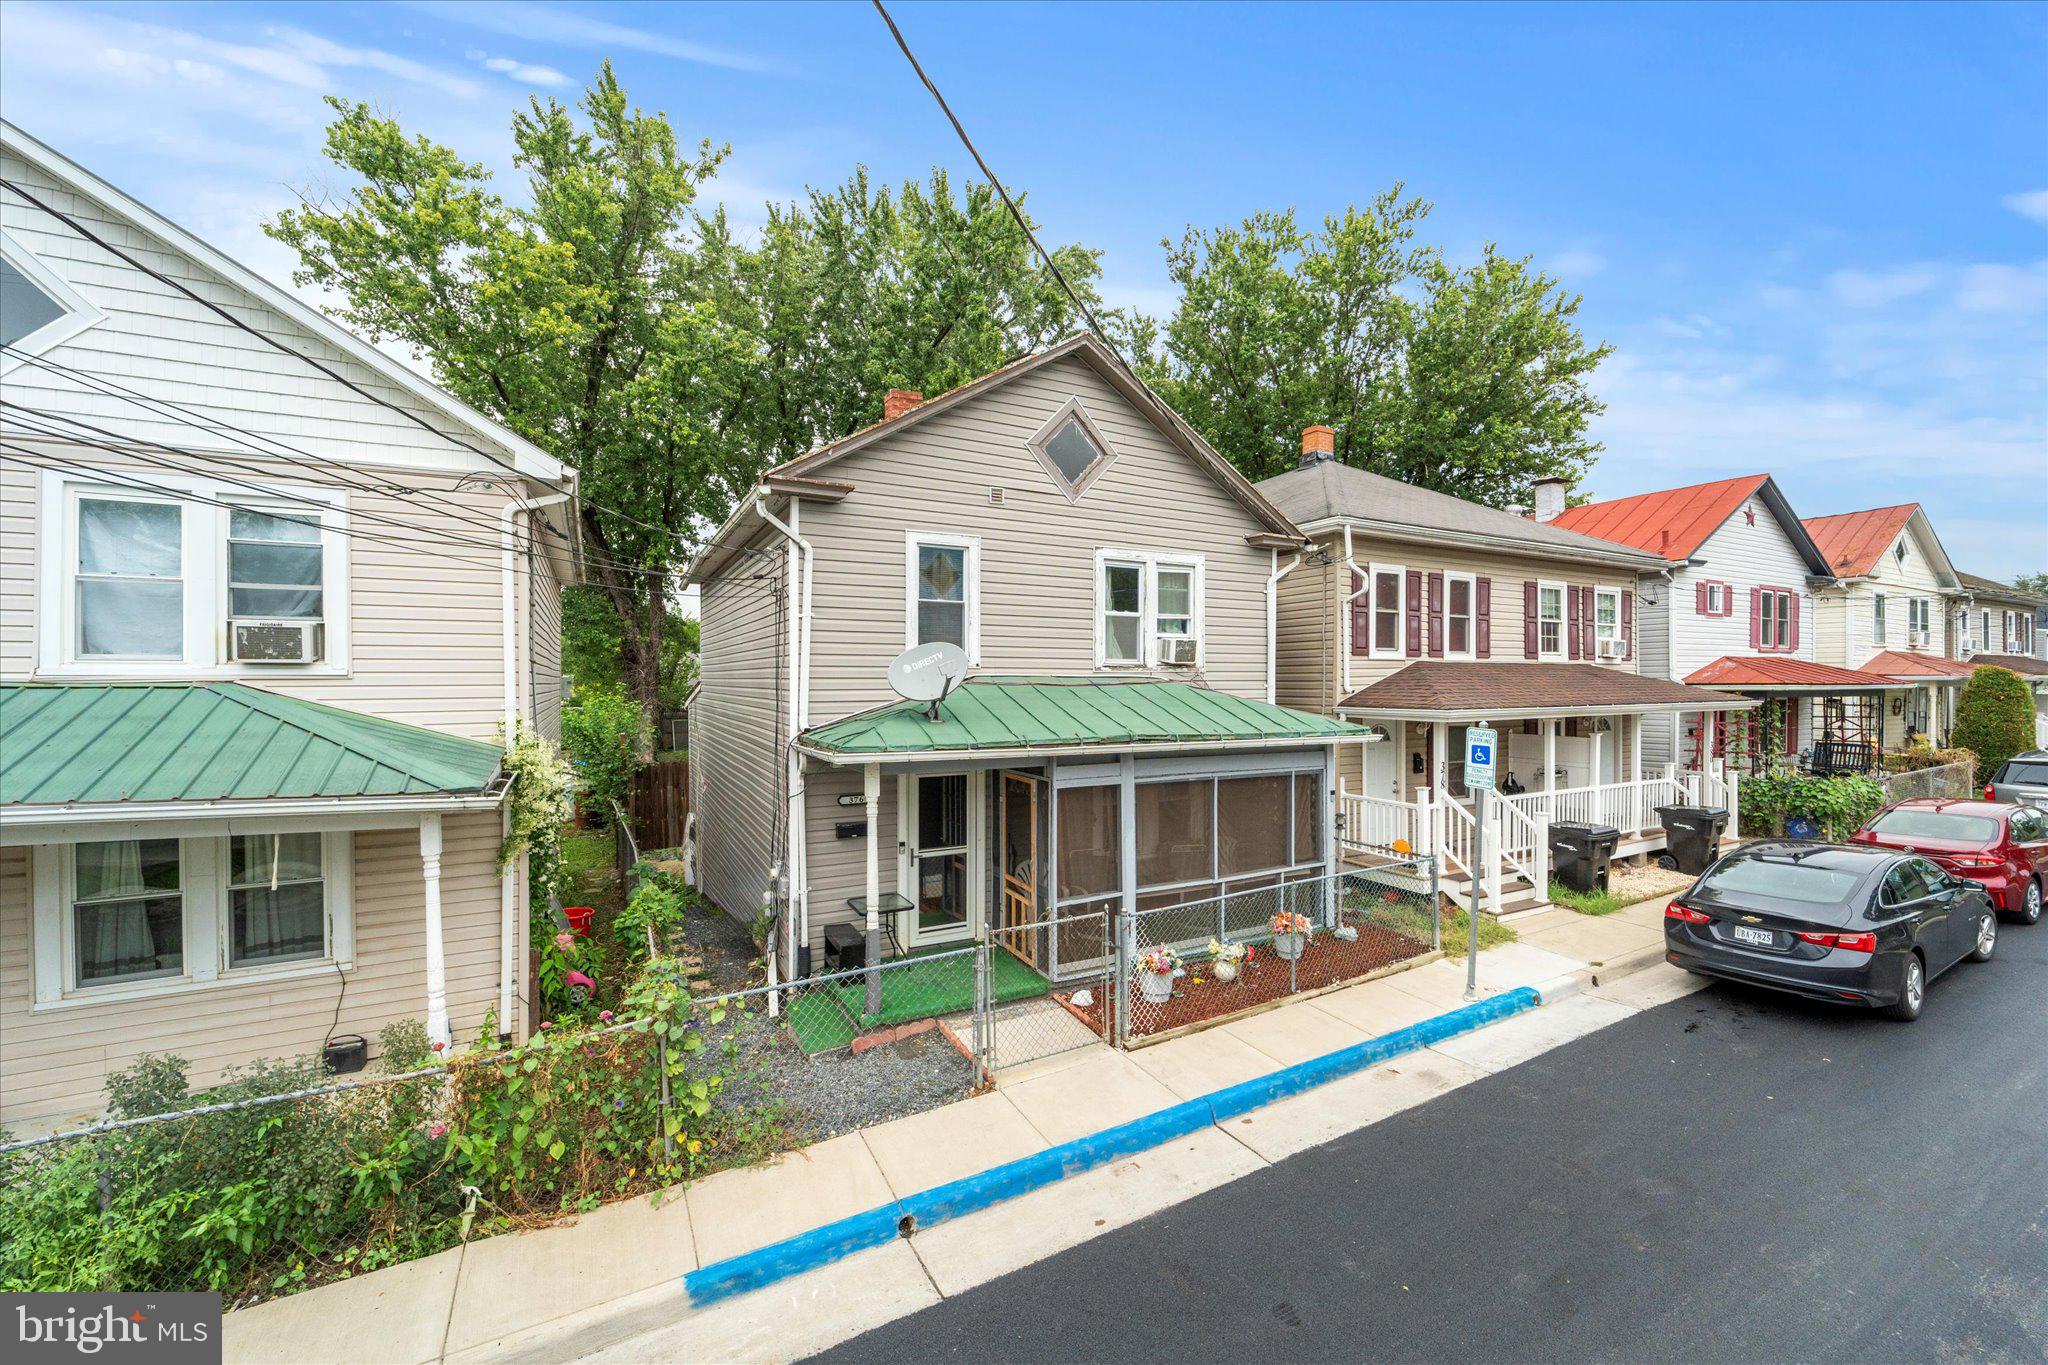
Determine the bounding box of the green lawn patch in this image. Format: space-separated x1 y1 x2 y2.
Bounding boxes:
784 944 1051 1053
1548 880 1627 916
1359 896 1517 958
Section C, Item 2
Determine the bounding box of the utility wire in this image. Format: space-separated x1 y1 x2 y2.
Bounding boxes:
0 174 707 555
2 344 571 547
1 403 690 585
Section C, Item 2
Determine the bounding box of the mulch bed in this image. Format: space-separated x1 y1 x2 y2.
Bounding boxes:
1073 921 1435 1042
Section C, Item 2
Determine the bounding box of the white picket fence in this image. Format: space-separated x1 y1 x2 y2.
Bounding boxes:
1340 764 1742 917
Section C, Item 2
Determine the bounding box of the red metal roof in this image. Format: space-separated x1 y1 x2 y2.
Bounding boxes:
1860 650 1977 681
1546 474 1768 559
1683 656 1897 690
1802 504 1918 577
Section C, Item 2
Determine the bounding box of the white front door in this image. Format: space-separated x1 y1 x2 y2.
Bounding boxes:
1363 731 1399 802
901 771 983 945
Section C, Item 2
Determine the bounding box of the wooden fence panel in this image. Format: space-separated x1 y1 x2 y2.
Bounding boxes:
632 759 691 852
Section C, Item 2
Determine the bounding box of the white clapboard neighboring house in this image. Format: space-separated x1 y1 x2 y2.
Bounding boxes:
1801 503 1974 751
1545 474 1900 777
0 122 578 1131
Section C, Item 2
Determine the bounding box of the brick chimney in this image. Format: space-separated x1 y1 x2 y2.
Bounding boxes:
883 388 924 422
1532 476 1567 524
1300 425 1335 468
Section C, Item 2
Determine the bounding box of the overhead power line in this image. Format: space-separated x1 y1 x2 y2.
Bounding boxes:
0 174 705 556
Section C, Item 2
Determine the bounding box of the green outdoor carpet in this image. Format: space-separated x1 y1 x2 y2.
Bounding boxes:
785 945 1051 1054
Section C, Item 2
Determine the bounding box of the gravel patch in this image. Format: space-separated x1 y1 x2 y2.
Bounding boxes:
667 903 766 994
1610 862 1695 902
696 1005 977 1145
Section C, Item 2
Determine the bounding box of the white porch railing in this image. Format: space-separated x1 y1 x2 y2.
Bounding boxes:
1436 792 1475 881
1493 794 1548 895
1504 775 1689 836
1341 790 1430 856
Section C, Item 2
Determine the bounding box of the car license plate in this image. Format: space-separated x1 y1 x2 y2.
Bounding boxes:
1731 925 1775 948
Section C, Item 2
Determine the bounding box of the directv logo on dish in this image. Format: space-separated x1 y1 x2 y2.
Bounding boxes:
9 1295 220 1363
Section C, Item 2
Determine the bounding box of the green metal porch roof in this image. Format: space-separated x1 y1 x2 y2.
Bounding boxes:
0 683 504 807
798 678 1365 759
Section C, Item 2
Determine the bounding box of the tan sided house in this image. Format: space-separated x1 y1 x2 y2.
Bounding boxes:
0 123 577 1130
1258 443 1753 916
686 334 1367 1033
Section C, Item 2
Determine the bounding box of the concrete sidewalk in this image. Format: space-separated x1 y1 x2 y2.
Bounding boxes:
223 904 1676 1365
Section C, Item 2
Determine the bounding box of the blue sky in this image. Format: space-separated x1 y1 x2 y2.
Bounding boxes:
3 0 2043 576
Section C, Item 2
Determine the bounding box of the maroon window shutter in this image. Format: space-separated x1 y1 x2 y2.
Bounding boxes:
1784 698 1798 754
1695 581 1709 615
1477 578 1493 658
1748 587 1763 649
1785 592 1800 653
1427 572 1445 657
1350 571 1370 656
1621 590 1634 660
1567 587 1582 660
1581 587 1596 659
1523 581 1539 658
1405 570 1423 656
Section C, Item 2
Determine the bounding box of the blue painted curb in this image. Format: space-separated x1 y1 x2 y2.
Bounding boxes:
681 984 1540 1307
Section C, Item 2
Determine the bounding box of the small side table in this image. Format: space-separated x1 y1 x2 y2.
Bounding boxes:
844 893 912 962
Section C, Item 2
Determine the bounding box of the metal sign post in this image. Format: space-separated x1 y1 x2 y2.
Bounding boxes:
1463 724 1498 1001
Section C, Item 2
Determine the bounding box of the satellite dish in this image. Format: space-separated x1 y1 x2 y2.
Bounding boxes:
888 641 969 718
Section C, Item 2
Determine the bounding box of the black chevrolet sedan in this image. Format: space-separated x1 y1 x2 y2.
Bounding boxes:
1665 841 1997 1021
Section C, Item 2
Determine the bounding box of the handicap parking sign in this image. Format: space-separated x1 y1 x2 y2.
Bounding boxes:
1465 725 1498 791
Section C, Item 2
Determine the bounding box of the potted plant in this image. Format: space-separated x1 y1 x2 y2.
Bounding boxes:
1206 938 1252 983
1269 910 1313 960
1133 945 1181 1003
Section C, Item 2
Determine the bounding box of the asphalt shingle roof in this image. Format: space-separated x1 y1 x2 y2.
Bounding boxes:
1255 461 1664 565
1336 662 1749 714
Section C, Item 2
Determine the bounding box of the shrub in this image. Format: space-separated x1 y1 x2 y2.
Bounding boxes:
615 871 687 961
1950 667 2035 785
1880 744 1977 775
378 1019 435 1074
561 687 653 827
1739 771 1886 841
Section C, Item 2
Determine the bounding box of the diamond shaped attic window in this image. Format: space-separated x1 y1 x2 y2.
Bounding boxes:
1025 396 1118 501
1 232 103 372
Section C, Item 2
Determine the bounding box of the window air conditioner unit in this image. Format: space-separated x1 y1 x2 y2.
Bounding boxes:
1157 635 1198 666
231 618 324 664
1597 638 1627 660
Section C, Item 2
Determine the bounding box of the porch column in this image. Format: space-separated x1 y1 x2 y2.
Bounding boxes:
1589 727 1605 825
420 813 450 1049
1628 716 1644 833
864 762 882 1016
1431 722 1448 795
1543 719 1558 818
1116 753 1139 1046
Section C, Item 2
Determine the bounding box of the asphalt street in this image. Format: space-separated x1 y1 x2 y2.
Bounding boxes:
815 920 2048 1364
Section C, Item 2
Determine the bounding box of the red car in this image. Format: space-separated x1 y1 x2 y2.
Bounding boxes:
1850 799 2048 925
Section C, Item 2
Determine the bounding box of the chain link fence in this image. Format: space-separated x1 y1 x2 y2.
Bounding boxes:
1119 859 1440 1046
1876 759 1976 805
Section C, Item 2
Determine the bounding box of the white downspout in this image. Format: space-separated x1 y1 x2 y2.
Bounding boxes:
1267 548 1302 705
1340 523 1370 698
757 493 815 976
501 489 570 1040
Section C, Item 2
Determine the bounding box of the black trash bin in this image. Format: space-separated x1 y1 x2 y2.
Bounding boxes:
1550 820 1621 894
1655 804 1731 875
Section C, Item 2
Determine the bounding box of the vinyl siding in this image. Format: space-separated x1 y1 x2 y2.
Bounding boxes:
1275 557 1335 712
801 766 906 961
1665 493 1819 683
798 354 1274 722
2 446 535 740
692 538 788 922
1637 592 1676 767
528 547 564 745
0 149 533 481
0 814 506 1130
1818 521 1950 669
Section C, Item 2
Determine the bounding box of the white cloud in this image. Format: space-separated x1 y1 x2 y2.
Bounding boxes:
265 27 483 100
1827 264 1939 307
476 54 572 88
408 1 781 75
1550 248 1607 279
1955 261 2048 315
2004 189 2048 225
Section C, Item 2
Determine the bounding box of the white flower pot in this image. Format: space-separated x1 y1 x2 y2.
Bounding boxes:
1138 969 1175 1004
1273 932 1306 961
1212 958 1240 984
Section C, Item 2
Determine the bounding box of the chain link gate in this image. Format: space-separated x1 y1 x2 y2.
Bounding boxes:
970 908 1114 1076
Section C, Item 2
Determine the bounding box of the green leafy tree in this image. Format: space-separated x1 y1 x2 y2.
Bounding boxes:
1130 187 1611 500
271 69 1104 711
561 686 653 825
1951 666 2036 783
2012 572 2048 595
561 586 697 711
